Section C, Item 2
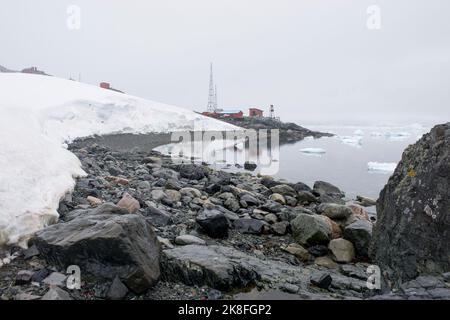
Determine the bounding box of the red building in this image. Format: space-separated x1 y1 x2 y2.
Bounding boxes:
202 110 244 119
249 108 264 117
100 82 111 89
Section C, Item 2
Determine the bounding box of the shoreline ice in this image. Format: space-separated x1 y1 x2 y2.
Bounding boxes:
367 162 397 174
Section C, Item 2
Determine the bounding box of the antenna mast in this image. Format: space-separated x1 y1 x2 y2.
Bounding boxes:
207 63 216 112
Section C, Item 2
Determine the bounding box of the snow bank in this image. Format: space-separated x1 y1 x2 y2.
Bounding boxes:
367 162 397 174
0 73 238 246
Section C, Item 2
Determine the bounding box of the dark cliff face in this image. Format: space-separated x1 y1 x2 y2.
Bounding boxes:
371 123 450 286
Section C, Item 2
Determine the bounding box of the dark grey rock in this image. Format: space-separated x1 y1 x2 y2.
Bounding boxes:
443 272 450 282
161 245 260 291
280 283 299 294
107 276 129 300
272 221 290 236
31 268 52 283
317 203 353 220
371 123 450 284
33 204 161 294
427 287 450 299
293 182 312 193
23 245 40 259
339 264 368 281
43 272 67 287
233 219 267 235
310 272 332 289
291 214 332 246
42 287 72 300
270 184 297 198
307 245 329 257
144 203 172 226
240 194 260 206
15 270 35 285
313 181 344 197
260 200 283 213
196 209 229 238
244 162 257 171
297 191 317 205
205 184 221 195
178 164 208 180
343 220 372 257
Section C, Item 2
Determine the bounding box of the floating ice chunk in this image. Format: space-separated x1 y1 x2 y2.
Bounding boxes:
386 131 411 141
353 129 364 136
300 148 326 155
370 131 383 137
367 162 397 174
338 135 362 148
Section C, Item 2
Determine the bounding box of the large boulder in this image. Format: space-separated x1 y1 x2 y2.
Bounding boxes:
270 184 297 198
343 220 372 258
328 238 355 263
32 204 161 294
196 208 229 238
161 245 260 291
178 164 209 180
371 123 450 284
313 181 345 204
317 203 353 220
233 219 267 235
291 214 332 246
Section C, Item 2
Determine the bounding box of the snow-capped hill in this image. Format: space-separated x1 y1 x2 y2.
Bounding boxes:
0 73 238 246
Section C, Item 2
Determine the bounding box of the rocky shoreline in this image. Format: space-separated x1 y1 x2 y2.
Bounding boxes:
207 116 333 144
0 130 449 300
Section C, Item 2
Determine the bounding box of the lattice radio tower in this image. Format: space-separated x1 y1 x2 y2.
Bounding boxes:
207 63 217 112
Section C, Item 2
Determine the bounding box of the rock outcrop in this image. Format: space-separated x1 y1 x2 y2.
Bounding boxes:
32 204 161 294
371 123 450 285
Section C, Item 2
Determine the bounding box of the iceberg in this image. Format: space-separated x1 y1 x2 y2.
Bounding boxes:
367 162 397 174
338 135 363 148
0 73 238 246
300 148 326 156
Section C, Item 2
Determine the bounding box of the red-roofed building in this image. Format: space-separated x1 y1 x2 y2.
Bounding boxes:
249 108 264 117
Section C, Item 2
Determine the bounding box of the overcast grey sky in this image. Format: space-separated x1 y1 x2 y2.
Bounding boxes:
1 0 449 125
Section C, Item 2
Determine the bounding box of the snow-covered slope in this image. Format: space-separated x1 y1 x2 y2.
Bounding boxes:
0 73 238 246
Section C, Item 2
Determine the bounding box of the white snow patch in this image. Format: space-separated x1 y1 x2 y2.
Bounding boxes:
367 162 397 174
0 73 239 246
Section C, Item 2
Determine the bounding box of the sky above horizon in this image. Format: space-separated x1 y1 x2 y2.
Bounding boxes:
1 0 449 125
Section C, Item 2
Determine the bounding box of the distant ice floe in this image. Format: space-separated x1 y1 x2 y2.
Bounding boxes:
300 148 326 155
386 131 411 141
367 162 397 174
338 135 363 148
370 131 383 137
353 129 364 136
